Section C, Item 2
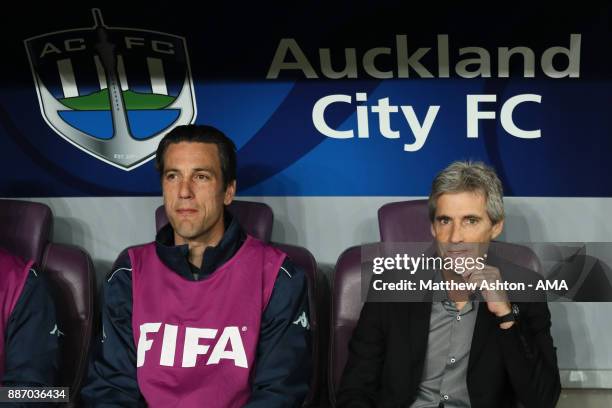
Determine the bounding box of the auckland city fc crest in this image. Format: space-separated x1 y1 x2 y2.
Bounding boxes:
24 9 197 170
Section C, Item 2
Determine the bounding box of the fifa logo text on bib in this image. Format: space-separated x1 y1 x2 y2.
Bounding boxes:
137 324 249 368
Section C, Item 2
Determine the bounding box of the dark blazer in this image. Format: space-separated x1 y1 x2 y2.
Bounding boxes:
336 254 561 408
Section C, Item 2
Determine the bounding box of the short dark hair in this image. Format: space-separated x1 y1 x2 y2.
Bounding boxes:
155 125 237 189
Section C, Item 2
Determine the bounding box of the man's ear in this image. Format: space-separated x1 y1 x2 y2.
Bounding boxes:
491 219 504 240
224 180 236 205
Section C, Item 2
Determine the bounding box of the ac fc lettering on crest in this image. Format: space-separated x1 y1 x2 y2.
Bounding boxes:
39 37 175 58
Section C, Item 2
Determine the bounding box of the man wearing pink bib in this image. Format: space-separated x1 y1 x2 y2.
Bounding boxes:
83 125 311 407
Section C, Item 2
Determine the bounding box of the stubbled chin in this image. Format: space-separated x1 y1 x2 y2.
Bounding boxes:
172 219 198 235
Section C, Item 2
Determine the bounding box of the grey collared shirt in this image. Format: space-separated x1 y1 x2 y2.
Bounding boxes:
410 272 479 408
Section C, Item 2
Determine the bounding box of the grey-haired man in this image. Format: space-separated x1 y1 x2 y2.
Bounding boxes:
338 161 560 408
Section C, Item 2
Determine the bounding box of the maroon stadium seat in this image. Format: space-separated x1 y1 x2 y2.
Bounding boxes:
378 199 431 243
273 242 327 407
0 199 52 264
328 245 363 406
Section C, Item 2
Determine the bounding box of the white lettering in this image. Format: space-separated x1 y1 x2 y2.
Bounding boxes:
313 92 439 152
125 37 145 49
152 40 174 55
137 324 249 368
207 326 248 368
266 34 581 79
39 42 62 58
182 327 217 368
467 94 542 139
456 47 492 78
400 105 440 151
267 39 318 79
500 94 542 139
396 34 433 78
466 94 497 138
64 38 85 52
320 48 357 79
541 34 581 78
372 97 400 139
159 324 178 366
363 47 392 79
137 322 162 367
312 94 353 139
536 280 569 290
498 46 535 78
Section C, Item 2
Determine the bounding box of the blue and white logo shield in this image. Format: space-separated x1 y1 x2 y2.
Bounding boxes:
24 9 197 170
